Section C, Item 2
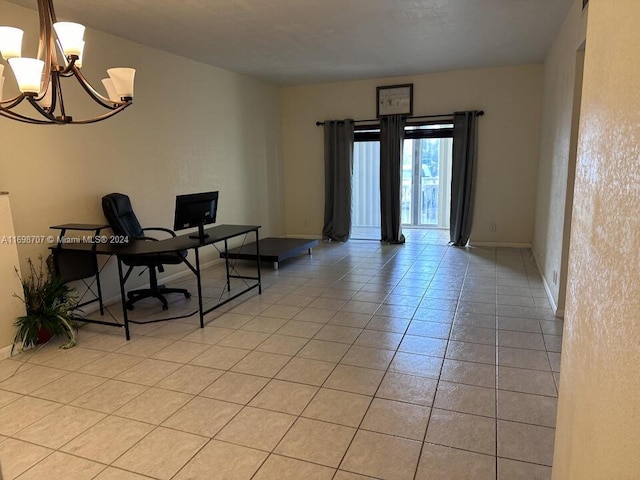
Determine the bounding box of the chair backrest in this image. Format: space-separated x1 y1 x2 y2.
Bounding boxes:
102 193 145 238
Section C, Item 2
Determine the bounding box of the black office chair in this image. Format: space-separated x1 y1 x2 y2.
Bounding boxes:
101 193 191 311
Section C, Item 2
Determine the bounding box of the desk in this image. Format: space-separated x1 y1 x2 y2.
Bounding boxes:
52 224 261 340
50 223 109 315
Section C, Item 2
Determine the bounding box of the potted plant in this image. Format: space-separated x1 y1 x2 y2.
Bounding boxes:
12 255 79 353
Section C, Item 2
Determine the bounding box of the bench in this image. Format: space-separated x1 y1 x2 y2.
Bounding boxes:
221 237 318 270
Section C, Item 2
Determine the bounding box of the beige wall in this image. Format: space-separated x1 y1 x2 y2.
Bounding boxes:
0 194 26 358
533 0 588 313
0 1 284 350
552 0 640 477
281 65 543 244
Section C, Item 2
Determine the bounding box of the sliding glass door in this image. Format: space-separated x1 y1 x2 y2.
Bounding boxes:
351 122 452 238
351 140 381 240
402 125 453 228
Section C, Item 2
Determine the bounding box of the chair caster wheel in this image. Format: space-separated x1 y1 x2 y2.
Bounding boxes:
162 304 169 311
184 292 192 299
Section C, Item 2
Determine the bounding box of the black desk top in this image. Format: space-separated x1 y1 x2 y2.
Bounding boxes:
52 224 261 256
50 223 110 231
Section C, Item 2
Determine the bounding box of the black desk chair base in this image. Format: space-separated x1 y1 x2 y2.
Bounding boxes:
125 267 191 311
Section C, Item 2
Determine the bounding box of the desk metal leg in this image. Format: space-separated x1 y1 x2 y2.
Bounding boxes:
224 239 231 292
93 227 105 316
255 229 262 294
195 248 204 328
116 257 131 340
95 257 105 316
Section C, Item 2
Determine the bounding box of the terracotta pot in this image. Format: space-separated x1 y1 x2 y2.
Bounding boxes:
37 327 52 344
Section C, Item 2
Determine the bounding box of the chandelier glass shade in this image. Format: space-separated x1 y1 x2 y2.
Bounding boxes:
0 0 135 125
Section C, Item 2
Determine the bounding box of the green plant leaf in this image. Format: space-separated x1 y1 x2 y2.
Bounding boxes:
12 254 79 353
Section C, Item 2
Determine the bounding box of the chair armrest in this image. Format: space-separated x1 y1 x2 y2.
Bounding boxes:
128 235 159 242
140 236 159 242
142 227 177 238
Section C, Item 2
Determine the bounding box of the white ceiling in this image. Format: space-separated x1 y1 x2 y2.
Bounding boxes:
7 0 573 86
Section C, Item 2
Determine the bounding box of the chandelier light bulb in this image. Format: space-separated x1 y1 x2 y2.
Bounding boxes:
39 80 53 109
8 57 44 94
107 68 136 99
101 78 119 103
0 26 24 60
75 40 85 67
53 22 85 57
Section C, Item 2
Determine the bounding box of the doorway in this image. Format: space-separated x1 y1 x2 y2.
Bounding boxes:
557 46 586 315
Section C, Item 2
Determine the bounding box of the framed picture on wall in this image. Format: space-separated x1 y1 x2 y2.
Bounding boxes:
376 84 413 117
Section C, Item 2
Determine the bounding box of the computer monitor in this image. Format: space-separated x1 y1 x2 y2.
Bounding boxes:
173 191 219 241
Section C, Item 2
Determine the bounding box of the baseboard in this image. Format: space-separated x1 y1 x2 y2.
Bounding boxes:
540 272 562 318
0 344 13 360
532 249 563 318
469 242 532 248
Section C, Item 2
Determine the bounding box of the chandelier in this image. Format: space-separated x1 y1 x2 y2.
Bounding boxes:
0 0 135 125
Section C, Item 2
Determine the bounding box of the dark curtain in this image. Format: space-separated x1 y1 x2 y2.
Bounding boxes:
379 115 406 244
450 111 480 246
322 120 355 242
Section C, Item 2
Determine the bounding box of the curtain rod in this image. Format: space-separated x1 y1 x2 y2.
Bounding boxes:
315 111 484 126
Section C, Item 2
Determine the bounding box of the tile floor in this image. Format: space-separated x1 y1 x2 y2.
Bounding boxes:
0 229 562 479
